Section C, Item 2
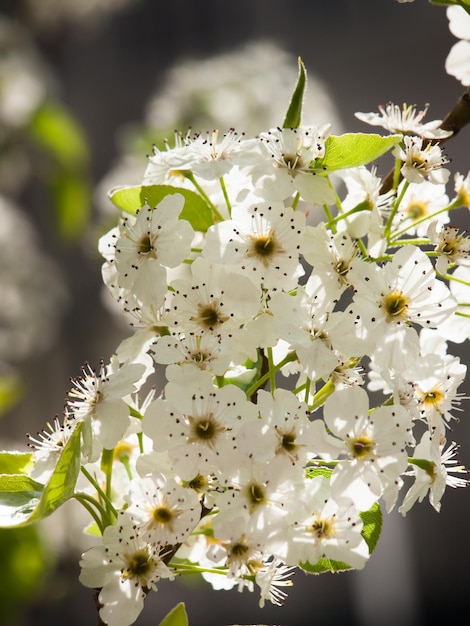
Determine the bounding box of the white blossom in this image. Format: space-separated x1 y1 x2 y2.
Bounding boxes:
399 433 469 515
393 135 450 185
283 476 369 570
355 102 452 139
203 201 305 292
314 386 414 511
79 512 174 626
348 245 457 370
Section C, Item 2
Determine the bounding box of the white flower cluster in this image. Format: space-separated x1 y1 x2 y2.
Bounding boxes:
25 91 470 626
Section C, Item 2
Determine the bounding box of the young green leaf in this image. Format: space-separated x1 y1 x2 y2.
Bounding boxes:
0 475 44 527
0 451 34 475
108 184 214 232
158 602 189 626
282 57 307 129
300 555 352 574
313 133 401 172
305 466 333 480
0 424 81 528
360 501 382 555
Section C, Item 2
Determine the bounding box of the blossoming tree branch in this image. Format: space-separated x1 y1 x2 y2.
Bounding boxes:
1 1 470 625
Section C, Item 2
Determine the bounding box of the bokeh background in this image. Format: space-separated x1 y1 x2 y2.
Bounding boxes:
0 0 469 625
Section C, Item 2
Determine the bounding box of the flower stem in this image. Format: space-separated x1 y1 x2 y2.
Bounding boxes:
185 171 225 221
73 493 107 534
438 272 470 288
390 202 459 242
388 238 430 247
309 379 335 411
219 176 232 217
80 466 117 524
383 174 408 240
101 448 114 503
171 561 229 576
244 351 297 398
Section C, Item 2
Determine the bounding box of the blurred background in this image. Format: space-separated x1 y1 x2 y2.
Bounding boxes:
0 0 469 625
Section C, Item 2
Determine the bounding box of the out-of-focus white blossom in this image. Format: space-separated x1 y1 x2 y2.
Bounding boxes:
146 40 342 136
0 18 56 193
0 194 68 363
24 0 142 30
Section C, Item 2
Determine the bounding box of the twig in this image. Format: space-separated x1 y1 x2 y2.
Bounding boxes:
440 87 470 137
93 589 106 626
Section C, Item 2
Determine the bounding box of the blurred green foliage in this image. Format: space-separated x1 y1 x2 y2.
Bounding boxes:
26 100 92 242
0 525 53 625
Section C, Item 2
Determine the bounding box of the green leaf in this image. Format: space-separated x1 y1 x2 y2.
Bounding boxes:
313 133 401 172
300 555 352 574
0 475 44 527
305 466 333 480
0 452 34 475
0 424 81 528
283 57 307 129
109 184 214 232
0 475 44 493
159 602 189 626
360 501 382 555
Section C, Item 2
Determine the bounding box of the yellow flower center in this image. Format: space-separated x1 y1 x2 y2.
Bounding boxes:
418 386 444 411
191 303 229 330
122 548 153 581
405 200 428 221
310 515 336 540
152 506 174 525
244 482 266 512
382 290 410 323
188 414 225 447
138 234 153 255
114 440 135 463
349 434 375 459
247 230 284 267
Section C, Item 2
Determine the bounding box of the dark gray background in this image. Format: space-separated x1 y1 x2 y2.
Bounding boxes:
1 1 469 625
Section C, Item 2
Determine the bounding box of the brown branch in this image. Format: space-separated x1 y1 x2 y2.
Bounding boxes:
93 589 107 626
439 86 470 137
379 87 470 194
